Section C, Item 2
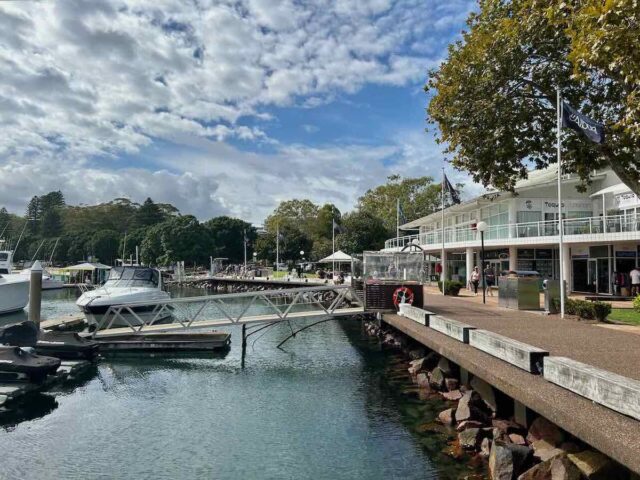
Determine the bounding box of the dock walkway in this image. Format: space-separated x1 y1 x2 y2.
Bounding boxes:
383 294 640 473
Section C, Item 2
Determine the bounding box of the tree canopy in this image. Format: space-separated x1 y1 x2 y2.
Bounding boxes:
427 0 640 195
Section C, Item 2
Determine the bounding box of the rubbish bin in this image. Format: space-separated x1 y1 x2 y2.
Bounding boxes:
498 270 540 310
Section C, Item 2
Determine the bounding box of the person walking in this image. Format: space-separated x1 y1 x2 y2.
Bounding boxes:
630 266 640 297
470 266 481 296
484 264 495 297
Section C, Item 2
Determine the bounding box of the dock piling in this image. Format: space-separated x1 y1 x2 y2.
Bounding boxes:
28 260 43 328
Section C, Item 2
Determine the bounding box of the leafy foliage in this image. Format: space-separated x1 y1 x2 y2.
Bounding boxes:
427 0 640 195
633 295 640 313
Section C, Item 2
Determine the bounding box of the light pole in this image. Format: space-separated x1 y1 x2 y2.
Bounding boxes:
477 221 488 304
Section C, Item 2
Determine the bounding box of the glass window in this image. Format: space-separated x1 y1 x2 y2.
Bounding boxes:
517 211 542 223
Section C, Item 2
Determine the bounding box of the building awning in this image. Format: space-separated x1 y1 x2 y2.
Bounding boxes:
590 183 632 197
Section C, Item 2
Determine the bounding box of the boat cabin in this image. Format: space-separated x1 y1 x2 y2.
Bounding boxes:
104 267 161 288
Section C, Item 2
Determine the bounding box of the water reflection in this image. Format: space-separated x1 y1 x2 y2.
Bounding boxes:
0 394 59 430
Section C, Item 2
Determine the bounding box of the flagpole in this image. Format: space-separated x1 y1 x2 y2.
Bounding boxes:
441 166 445 296
276 221 280 272
243 229 247 269
557 87 566 319
332 214 336 278
396 198 400 243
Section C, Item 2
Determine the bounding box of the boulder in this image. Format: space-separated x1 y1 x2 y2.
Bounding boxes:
493 419 526 435
527 417 565 446
445 378 459 392
559 442 581 454
456 390 492 423
456 420 486 432
458 428 481 450
408 358 426 375
509 433 527 446
531 439 565 462
517 454 581 480
480 437 492 457
442 390 463 401
567 450 617 480
489 441 533 480
437 357 452 376
470 375 498 412
437 408 456 426
422 351 441 370
429 367 446 390
415 373 431 389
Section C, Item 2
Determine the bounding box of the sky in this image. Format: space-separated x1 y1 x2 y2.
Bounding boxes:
0 0 479 224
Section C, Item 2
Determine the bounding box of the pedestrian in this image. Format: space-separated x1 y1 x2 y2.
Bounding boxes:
484 264 495 297
630 266 640 297
470 266 480 296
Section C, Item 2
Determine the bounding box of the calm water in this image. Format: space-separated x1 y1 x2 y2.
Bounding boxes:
0 288 481 480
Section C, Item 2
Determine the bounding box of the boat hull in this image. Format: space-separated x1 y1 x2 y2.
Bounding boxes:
0 276 30 315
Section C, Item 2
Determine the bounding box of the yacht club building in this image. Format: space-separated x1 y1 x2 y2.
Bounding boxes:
385 167 640 295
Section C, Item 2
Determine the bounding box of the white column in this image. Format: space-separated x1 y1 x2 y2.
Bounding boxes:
441 250 448 283
509 246 518 272
465 247 474 287
562 245 572 293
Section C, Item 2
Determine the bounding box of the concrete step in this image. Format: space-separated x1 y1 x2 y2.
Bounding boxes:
398 304 434 326
429 316 476 343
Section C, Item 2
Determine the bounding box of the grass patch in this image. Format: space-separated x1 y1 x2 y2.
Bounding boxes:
607 308 640 326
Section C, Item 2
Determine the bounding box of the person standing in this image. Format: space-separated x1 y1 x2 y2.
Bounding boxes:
470 266 481 296
484 264 495 297
630 266 640 297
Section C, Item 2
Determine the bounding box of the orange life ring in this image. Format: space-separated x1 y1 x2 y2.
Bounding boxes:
392 286 414 308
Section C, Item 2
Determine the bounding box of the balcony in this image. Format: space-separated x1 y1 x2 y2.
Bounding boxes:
384 214 640 250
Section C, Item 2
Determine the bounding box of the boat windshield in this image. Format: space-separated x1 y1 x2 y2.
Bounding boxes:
0 253 8 261
104 267 159 288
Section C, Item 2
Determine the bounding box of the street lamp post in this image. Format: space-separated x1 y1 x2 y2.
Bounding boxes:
477 221 488 305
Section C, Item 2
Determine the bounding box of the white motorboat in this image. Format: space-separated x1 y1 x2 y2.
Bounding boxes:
19 268 65 290
0 273 30 315
76 266 171 328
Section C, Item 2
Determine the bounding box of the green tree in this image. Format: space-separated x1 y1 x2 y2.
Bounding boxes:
312 204 341 241
204 216 255 264
256 223 312 264
41 209 63 237
119 228 148 262
140 224 165 266
90 230 120 264
358 175 445 234
157 216 212 266
136 197 165 227
336 210 387 254
427 0 640 195
25 196 41 234
264 199 319 233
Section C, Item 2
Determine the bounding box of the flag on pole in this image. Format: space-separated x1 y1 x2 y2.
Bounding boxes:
332 218 344 234
562 102 605 144
398 202 407 225
443 174 461 204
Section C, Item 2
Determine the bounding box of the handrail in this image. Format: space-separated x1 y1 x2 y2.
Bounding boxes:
386 213 640 248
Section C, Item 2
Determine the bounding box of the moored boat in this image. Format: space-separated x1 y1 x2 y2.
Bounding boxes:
76 266 172 328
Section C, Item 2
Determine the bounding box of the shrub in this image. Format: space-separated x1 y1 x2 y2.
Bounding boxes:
634 295 640 313
557 298 611 321
438 280 464 296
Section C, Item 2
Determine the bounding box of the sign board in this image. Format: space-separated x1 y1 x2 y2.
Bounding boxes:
614 191 640 209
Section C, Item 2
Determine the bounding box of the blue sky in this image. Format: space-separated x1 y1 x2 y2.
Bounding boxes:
0 0 477 223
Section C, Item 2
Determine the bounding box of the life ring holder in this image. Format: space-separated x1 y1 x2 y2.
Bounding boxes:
392 286 414 308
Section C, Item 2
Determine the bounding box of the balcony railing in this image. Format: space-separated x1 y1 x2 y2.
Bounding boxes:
384 214 640 250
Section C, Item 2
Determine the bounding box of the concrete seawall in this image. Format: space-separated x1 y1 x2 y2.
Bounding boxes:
382 312 640 474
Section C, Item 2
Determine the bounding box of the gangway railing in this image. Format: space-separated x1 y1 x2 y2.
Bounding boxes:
89 285 365 338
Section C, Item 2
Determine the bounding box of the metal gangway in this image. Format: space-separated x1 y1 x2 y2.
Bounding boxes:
89 285 365 339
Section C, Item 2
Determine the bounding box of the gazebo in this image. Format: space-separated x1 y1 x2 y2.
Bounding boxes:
318 250 358 280
63 262 112 285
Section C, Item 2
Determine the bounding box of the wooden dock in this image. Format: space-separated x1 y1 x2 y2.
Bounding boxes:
40 315 87 331
0 360 94 408
96 331 231 352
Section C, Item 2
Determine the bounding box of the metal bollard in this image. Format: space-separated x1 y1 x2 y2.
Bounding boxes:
28 260 43 328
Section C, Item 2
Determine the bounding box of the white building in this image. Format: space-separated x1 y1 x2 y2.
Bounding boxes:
386 167 640 295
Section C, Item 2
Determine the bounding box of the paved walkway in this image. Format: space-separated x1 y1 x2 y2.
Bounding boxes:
424 284 636 309
424 290 640 380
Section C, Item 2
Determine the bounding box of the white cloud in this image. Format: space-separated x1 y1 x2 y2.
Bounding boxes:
0 0 477 222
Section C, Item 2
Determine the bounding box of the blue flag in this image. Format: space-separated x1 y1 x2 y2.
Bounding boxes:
562 102 605 144
398 202 407 225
